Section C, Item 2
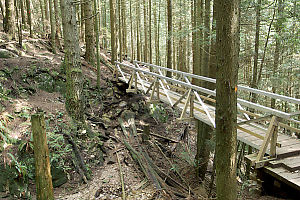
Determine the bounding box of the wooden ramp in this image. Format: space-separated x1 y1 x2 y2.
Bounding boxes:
114 60 300 191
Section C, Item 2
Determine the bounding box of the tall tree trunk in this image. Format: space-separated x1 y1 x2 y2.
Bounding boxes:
192 0 203 86
149 0 152 63
271 0 284 109
84 0 96 65
44 0 49 31
102 1 107 49
215 0 239 199
60 0 84 123
4 0 15 38
257 7 275 84
118 0 122 61
136 0 141 61
80 3 85 42
129 0 134 61
166 0 172 77
0 1 4 22
250 0 261 104
155 0 161 65
202 0 210 83
121 0 127 57
109 0 117 64
14 0 22 46
196 0 214 181
38 0 45 34
143 0 148 62
49 0 56 53
20 0 26 27
53 0 61 48
25 0 32 37
94 0 101 88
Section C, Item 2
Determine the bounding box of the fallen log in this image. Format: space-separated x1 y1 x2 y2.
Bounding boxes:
62 132 90 182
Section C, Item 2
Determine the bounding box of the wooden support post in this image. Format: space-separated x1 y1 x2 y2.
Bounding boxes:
126 71 137 93
256 116 278 162
270 122 279 157
177 89 194 121
148 78 160 104
31 112 54 200
172 90 189 108
146 81 155 95
190 92 194 118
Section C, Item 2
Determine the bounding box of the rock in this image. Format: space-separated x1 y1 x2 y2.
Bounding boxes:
0 49 18 58
119 101 127 108
51 165 68 188
131 103 139 111
120 110 135 121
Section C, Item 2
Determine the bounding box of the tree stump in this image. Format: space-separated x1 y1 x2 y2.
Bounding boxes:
31 113 54 200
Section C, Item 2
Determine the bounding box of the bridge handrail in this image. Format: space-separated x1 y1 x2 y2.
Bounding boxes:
134 60 300 105
116 62 292 119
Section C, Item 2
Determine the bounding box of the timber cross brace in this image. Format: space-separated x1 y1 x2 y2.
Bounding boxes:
245 115 280 168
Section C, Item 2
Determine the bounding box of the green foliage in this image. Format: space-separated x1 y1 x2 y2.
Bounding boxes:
15 106 31 120
149 103 168 123
7 153 29 181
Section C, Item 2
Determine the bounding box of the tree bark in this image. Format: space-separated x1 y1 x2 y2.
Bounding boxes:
49 0 56 53
31 113 54 200
38 0 45 34
143 0 148 62
215 0 239 199
271 0 284 109
20 0 26 27
25 0 32 37
84 0 96 65
109 0 117 64
4 0 15 37
149 0 152 64
61 0 85 123
136 0 141 61
53 0 61 47
250 0 261 104
166 0 172 77
129 0 134 61
94 0 100 88
192 0 203 86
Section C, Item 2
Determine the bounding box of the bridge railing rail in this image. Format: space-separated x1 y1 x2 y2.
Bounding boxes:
115 60 300 166
114 61 300 130
132 61 300 119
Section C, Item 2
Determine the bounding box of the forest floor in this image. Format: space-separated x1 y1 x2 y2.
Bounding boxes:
0 32 287 199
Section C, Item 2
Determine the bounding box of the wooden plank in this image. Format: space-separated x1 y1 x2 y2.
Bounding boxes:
256 117 277 162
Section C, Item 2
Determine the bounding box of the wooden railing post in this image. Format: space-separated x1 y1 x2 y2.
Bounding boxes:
31 112 54 200
256 116 278 162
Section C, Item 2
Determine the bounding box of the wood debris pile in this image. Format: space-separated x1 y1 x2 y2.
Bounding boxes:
116 114 210 199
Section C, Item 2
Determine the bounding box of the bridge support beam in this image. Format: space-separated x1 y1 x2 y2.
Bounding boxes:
256 116 278 162
148 78 160 104
177 89 194 121
126 72 138 93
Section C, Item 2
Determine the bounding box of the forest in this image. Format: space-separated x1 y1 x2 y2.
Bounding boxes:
0 0 299 199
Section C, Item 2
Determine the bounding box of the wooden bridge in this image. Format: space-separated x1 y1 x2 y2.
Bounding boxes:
113 60 300 191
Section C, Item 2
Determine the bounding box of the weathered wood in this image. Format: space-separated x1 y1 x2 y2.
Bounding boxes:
31 113 54 200
63 132 90 181
256 116 278 161
142 124 150 142
115 145 126 200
